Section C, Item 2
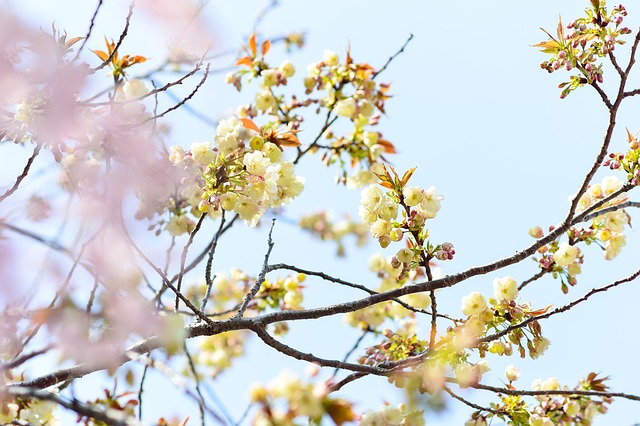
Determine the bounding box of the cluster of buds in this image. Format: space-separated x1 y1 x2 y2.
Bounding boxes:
434 241 455 261
358 329 427 366
535 1 632 98
603 129 640 185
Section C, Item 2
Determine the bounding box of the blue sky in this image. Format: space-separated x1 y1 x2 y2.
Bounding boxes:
4 0 640 425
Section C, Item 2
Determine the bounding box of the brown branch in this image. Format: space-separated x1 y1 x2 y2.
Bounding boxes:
235 219 276 318
518 269 547 291
249 323 387 375
0 143 41 204
142 62 211 124
268 263 458 321
4 386 137 426
442 385 504 416
328 372 367 392
472 382 640 402
119 215 214 325
372 33 414 80
202 211 227 313
478 267 640 345
72 0 105 62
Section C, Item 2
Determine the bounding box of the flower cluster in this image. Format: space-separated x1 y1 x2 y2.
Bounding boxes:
358 167 448 275
195 331 248 378
469 372 611 426
167 116 304 230
535 1 631 98
305 49 396 184
530 175 629 292
0 396 59 426
298 210 369 256
359 403 425 426
454 279 553 361
248 371 355 425
359 328 428 366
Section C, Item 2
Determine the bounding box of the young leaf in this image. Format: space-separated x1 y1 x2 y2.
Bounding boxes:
92 49 109 61
240 118 260 133
249 33 257 57
261 39 271 56
401 167 416 186
235 56 253 67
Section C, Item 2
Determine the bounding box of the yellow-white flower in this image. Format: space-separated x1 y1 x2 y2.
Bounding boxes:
553 242 577 267
122 78 149 99
493 276 518 301
505 365 521 382
190 141 216 165
461 292 487 316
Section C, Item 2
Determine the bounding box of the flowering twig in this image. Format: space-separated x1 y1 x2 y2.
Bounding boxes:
92 0 135 73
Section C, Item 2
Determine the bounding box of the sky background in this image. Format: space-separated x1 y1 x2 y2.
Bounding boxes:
2 0 640 425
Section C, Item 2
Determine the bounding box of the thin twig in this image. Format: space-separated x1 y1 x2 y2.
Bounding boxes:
442 384 504 416
142 63 211 125
372 33 414 79
331 328 370 379
0 143 41 204
235 219 276 318
184 342 206 426
175 213 207 311
72 0 104 62
478 267 640 345
472 382 640 402
202 211 227 313
93 1 136 72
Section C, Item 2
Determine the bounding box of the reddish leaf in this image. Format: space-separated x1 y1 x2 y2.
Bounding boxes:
401 167 416 186
235 56 253 67
345 43 352 65
92 49 109 61
529 304 553 316
65 37 84 48
325 399 356 426
377 139 397 154
261 39 271 56
626 128 636 144
275 132 301 147
249 33 257 57
240 118 260 133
